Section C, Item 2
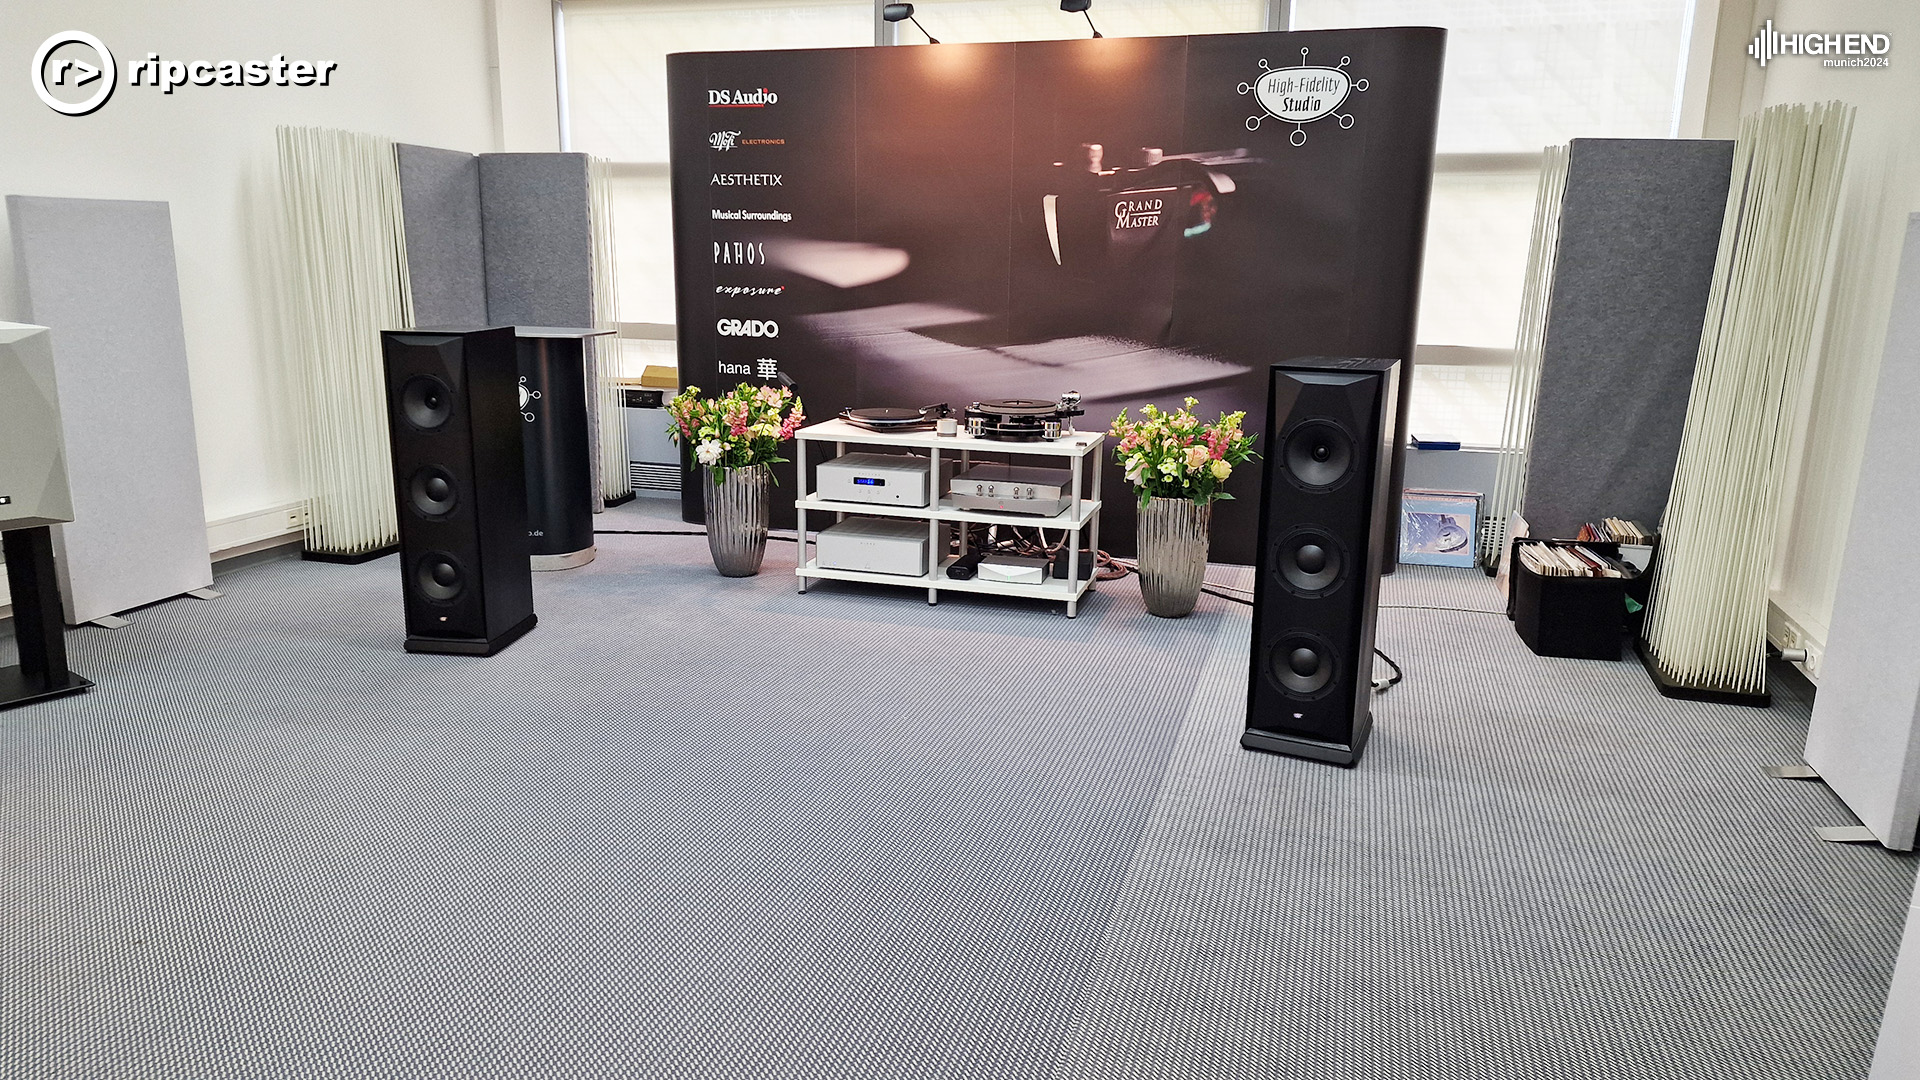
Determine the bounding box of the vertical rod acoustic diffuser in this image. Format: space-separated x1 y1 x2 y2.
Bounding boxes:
588 155 633 506
275 126 416 559
1641 102 1854 701
1479 144 1570 569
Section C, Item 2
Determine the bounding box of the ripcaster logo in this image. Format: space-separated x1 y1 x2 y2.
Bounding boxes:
1239 48 1368 146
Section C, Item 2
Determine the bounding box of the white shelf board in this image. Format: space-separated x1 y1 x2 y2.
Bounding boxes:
795 557 1095 603
796 495 1102 529
796 417 1104 458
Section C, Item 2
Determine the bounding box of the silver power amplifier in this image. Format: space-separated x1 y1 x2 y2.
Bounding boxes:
818 452 932 507
949 463 1073 516
816 517 930 577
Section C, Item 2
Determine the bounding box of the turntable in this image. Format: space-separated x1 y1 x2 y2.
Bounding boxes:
964 392 1084 441
839 404 950 432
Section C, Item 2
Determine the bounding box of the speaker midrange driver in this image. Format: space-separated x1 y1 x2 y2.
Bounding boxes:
1282 419 1354 490
401 374 454 431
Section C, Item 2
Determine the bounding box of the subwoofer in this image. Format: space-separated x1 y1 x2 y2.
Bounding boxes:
382 327 536 655
1244 358 1400 767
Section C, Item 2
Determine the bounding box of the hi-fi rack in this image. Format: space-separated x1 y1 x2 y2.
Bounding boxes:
793 418 1104 617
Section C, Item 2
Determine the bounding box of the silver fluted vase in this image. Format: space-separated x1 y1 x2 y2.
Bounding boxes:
1137 496 1211 618
701 463 770 577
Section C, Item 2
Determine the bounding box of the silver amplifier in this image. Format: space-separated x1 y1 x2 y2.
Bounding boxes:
818 452 932 507
949 463 1073 516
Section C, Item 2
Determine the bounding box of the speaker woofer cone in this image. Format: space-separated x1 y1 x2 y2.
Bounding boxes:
408 465 459 519
413 551 466 603
1266 632 1338 697
1283 419 1355 490
401 374 454 431
1274 527 1347 596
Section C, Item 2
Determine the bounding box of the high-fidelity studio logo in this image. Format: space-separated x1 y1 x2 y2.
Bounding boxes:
711 130 742 151
712 173 783 186
31 30 339 116
1748 20 1891 67
1239 48 1369 145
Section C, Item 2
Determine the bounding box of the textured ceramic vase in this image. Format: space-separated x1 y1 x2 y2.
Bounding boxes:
1137 496 1211 618
701 463 770 577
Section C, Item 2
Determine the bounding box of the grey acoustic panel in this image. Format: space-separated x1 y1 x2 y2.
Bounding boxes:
1521 138 1734 539
396 144 489 328
8 196 212 623
478 153 593 328
1870 880 1920 1077
0 322 74 531
1804 214 1920 851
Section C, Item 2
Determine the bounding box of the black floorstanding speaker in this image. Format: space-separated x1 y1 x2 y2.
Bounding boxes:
1244 358 1400 767
382 327 537 656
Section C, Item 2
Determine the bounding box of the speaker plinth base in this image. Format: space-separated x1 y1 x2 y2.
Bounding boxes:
1634 636 1772 708
0 667 94 711
531 547 595 572
405 612 538 656
303 544 399 566
1241 713 1372 768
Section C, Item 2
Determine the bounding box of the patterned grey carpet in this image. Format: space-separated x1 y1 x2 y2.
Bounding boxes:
1 515 1912 1078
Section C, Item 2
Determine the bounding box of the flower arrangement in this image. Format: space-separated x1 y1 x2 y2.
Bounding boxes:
1108 398 1258 507
667 382 806 480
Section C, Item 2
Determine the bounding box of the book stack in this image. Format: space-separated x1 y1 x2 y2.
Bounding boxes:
1517 542 1638 579
1575 518 1653 544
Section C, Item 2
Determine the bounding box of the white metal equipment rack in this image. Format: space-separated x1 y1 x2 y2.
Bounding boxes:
794 418 1104 617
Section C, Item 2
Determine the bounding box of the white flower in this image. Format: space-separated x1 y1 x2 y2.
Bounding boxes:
1124 455 1145 485
695 440 724 466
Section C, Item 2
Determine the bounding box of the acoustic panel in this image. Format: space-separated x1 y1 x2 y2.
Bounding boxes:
1520 138 1733 540
478 153 593 328
396 143 488 328
7 196 212 624
1804 213 1920 851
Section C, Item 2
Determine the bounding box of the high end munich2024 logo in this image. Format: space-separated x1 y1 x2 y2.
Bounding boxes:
1239 48 1369 146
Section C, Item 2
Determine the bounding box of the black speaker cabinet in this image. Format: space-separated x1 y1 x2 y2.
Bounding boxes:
1244 358 1400 767
382 327 537 655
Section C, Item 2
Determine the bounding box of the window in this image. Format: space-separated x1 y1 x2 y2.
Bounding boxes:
1294 0 1696 444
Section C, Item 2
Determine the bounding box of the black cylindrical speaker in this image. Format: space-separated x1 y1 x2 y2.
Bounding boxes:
382 327 537 656
1244 358 1400 767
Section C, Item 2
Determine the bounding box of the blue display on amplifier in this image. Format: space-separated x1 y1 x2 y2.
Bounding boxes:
854 477 885 486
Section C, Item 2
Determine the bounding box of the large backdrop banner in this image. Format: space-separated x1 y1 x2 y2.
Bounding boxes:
669 28 1444 563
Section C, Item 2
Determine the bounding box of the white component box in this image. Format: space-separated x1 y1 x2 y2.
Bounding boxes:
816 516 930 577
817 452 932 507
977 555 1049 585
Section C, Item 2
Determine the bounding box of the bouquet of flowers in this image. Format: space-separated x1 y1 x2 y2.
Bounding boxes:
1108 398 1258 507
667 382 806 480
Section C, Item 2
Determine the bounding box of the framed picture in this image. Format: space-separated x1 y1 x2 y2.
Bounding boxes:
1401 489 1481 567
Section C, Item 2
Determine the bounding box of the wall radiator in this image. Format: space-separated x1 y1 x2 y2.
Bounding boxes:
1478 144 1569 569
275 126 414 559
589 156 633 506
1642 102 1854 698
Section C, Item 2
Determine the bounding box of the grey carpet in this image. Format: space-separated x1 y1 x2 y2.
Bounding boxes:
2 519 1912 1078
